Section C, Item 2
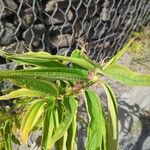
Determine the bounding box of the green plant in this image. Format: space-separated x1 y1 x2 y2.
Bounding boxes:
0 39 150 150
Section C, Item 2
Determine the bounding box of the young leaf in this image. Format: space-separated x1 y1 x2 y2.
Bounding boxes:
0 88 48 100
103 38 135 69
3 121 12 150
102 83 118 150
5 51 95 70
71 49 88 59
42 107 55 149
71 49 98 69
42 97 55 149
20 100 45 144
54 103 67 150
47 96 78 149
66 113 77 150
84 89 104 150
61 132 68 150
103 63 150 86
101 112 107 150
53 107 60 131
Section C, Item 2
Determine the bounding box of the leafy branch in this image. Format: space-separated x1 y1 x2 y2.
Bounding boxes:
0 39 150 150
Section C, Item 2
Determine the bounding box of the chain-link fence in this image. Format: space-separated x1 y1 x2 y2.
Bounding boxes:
0 0 150 62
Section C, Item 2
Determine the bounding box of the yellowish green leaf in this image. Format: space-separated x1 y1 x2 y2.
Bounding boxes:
42 108 54 149
103 38 135 69
0 88 47 100
47 97 77 149
3 121 12 150
102 83 118 150
66 113 77 150
103 63 150 86
20 100 45 144
6 51 95 70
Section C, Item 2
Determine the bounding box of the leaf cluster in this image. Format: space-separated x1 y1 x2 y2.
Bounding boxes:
0 39 150 150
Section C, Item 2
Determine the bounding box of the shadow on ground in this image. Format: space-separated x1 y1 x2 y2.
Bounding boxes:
119 101 150 150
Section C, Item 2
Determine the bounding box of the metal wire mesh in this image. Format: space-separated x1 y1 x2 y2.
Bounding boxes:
0 0 150 62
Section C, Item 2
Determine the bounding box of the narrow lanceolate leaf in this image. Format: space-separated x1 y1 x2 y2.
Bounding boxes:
0 88 47 100
0 68 88 82
84 89 104 150
103 63 150 86
71 49 99 69
47 97 78 149
66 112 77 150
42 108 55 150
62 132 68 150
4 121 12 150
103 38 135 69
4 52 65 68
20 100 45 144
6 51 95 70
101 112 107 150
12 78 58 96
102 83 118 150
1 77 58 97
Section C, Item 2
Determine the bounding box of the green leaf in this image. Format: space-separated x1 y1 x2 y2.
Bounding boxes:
5 52 65 68
12 134 21 145
60 132 68 150
54 104 66 150
101 112 107 150
6 51 95 70
84 89 104 150
102 83 118 150
66 113 77 150
3 121 12 150
71 49 87 70
0 88 48 100
42 107 55 149
0 141 5 150
0 68 88 82
13 78 58 96
53 107 60 130
71 49 98 69
103 38 135 69
20 100 45 144
103 63 150 86
47 97 78 149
